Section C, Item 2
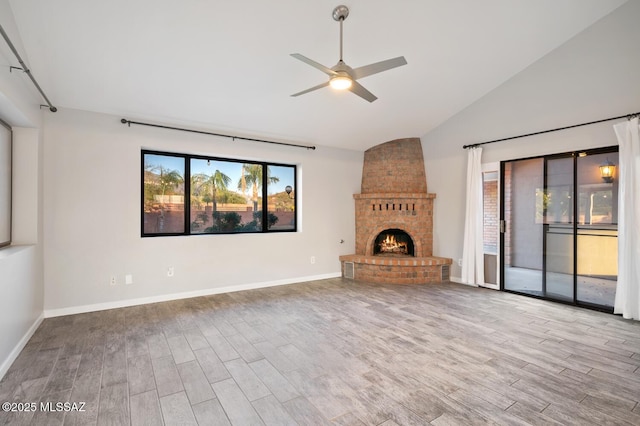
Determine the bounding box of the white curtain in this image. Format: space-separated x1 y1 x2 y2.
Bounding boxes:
613 117 640 320
461 147 484 286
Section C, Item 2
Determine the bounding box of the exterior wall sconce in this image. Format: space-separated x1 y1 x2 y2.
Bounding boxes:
600 159 615 183
285 185 294 199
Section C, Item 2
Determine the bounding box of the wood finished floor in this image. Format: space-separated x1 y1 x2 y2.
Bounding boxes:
1 278 640 425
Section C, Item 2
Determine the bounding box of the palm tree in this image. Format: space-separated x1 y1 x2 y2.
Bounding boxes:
239 164 247 199
237 164 279 212
151 165 183 232
190 174 205 210
193 170 231 213
157 169 183 198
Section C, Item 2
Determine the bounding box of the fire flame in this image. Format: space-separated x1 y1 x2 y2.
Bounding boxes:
378 234 408 254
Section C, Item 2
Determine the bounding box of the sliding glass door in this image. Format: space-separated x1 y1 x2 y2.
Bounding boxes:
503 158 544 296
576 151 619 307
544 156 575 302
501 147 618 310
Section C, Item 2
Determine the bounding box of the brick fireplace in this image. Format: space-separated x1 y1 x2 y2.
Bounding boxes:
339 138 452 284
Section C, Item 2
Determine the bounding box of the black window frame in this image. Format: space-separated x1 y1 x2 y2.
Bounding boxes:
141 149 297 237
0 118 11 248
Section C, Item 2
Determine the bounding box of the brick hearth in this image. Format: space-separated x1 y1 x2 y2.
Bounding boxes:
339 138 452 284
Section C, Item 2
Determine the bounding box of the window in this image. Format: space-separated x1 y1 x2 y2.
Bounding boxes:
0 119 11 248
142 150 296 236
143 153 186 235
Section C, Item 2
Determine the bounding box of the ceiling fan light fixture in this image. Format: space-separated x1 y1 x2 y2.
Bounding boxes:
290 5 406 102
330 75 352 90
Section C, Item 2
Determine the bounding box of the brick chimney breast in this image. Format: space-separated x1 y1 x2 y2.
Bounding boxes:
361 138 427 194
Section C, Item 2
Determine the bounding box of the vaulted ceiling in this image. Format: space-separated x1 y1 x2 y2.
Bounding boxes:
4 0 627 150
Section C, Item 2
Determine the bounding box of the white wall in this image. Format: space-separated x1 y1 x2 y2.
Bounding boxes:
42 109 362 314
0 0 45 378
421 1 640 280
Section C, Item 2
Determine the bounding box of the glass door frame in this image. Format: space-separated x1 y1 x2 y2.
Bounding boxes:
481 162 500 290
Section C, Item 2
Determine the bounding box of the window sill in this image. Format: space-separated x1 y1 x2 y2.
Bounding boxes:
0 244 36 260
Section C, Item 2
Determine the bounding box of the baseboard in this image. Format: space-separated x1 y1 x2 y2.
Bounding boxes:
44 273 341 318
0 312 44 380
449 276 480 287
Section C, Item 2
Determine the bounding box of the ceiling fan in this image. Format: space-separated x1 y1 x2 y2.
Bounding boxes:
291 5 407 103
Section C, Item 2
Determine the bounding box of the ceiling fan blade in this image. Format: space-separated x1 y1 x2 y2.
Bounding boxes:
291 81 330 97
290 53 337 76
352 56 407 80
348 80 377 103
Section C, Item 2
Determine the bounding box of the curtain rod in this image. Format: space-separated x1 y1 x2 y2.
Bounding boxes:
463 111 640 149
0 23 57 113
121 119 316 150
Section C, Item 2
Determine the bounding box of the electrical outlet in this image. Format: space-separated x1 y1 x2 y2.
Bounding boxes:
125 274 133 285
458 258 463 267
110 276 117 286
167 267 175 277
310 256 316 264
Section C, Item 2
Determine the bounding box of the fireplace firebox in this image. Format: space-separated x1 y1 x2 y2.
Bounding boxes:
374 229 414 256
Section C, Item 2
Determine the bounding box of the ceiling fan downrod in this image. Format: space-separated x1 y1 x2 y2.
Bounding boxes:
333 5 349 62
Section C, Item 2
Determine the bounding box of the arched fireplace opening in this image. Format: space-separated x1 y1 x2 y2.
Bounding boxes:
374 229 415 256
